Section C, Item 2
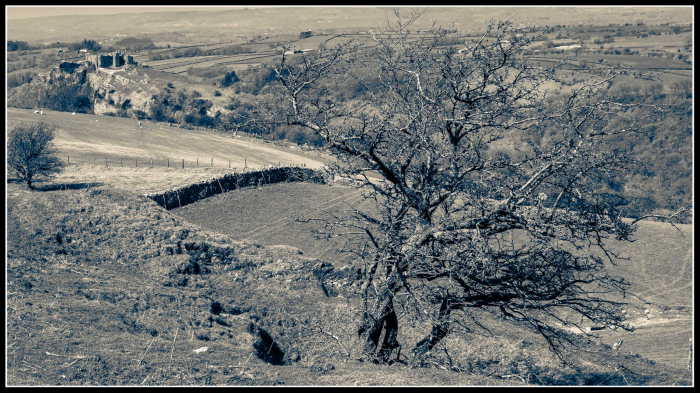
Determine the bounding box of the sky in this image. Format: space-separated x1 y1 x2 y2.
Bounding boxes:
6 6 258 20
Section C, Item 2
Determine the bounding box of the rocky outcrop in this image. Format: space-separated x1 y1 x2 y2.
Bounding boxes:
88 66 159 117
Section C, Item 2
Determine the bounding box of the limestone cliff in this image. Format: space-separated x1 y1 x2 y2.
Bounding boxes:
88 65 160 117
9 60 231 124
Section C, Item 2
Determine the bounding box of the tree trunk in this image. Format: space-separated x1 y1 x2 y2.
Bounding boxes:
26 178 34 190
359 296 401 363
412 296 452 363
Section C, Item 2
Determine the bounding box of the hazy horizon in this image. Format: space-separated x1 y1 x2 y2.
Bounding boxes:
6 6 261 20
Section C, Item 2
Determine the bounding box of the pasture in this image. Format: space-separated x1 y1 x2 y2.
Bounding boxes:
6 178 692 386
7 108 327 169
6 6 693 385
165 53 278 74
172 182 371 262
171 181 694 371
7 107 330 193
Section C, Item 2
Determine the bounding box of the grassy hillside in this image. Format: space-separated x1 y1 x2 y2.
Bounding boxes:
172 182 371 263
5 108 692 385
171 181 693 373
7 184 499 385
6 6 693 385
6 181 692 385
7 107 330 194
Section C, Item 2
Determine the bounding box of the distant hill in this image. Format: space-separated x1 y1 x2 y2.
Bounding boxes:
8 7 692 44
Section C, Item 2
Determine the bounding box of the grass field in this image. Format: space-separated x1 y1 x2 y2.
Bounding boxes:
6 106 693 385
145 55 229 69
7 107 331 194
165 53 278 74
7 107 328 169
6 180 692 385
8 184 510 386
6 6 694 385
170 181 694 372
171 182 372 263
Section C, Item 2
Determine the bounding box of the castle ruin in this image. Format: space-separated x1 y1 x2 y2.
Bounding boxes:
84 51 137 69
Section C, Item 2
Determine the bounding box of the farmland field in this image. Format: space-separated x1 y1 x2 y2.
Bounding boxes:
172 182 372 263
144 55 229 69
166 53 279 74
6 107 331 194
7 107 327 170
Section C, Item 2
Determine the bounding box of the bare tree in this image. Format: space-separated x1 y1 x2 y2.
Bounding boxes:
7 122 63 189
268 11 691 365
670 79 692 99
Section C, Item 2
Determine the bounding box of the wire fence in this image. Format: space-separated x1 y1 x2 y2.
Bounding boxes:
60 155 308 170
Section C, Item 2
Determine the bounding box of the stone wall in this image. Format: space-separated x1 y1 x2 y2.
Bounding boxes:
99 54 113 68
146 167 328 210
114 52 125 68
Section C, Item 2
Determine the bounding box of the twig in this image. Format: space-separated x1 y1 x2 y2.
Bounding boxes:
236 351 255 378
499 374 526 383
64 357 86 367
138 334 159 364
671 369 690 386
169 328 179 369
21 361 44 371
48 284 60 307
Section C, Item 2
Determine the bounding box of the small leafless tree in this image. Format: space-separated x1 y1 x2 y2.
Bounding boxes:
7 122 63 189
268 11 691 365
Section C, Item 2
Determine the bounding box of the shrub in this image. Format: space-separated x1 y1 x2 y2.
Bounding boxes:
6 70 37 88
7 122 63 189
222 71 240 87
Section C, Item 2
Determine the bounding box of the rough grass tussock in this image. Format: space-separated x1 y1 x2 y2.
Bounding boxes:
6 181 691 385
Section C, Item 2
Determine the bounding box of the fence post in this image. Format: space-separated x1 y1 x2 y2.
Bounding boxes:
68 155 70 166
93 157 96 166
121 158 123 167
211 157 213 167
229 159 231 169
151 158 153 167
106 158 108 168
182 159 185 169
136 159 138 168
167 159 169 168
245 157 247 168
196 158 198 167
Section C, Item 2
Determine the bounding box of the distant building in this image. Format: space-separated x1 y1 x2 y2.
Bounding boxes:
84 50 137 69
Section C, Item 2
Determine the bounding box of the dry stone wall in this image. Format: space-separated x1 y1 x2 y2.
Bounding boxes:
146 167 328 210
